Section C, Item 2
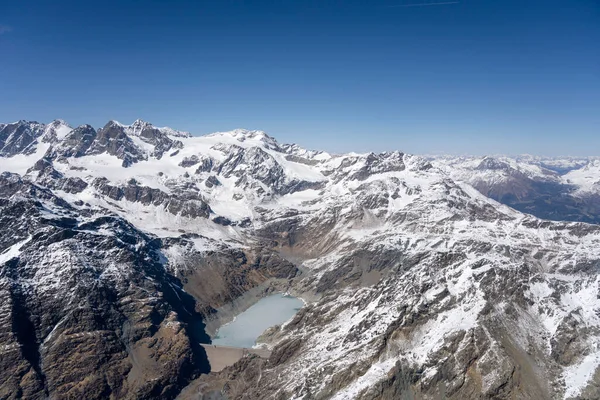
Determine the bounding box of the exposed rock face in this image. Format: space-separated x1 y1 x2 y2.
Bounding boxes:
1 119 600 400
40 120 73 143
0 174 210 399
91 178 212 218
28 158 88 194
162 239 299 318
124 119 186 159
87 121 148 167
46 124 97 160
0 120 46 156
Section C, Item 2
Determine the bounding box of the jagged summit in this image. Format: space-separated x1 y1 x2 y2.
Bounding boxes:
131 117 147 126
104 119 125 127
41 119 72 143
48 118 69 126
103 118 192 139
476 156 511 170
0 120 46 157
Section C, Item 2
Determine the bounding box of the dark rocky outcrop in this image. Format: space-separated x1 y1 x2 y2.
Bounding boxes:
87 121 148 167
0 120 46 156
92 178 212 218
45 124 97 160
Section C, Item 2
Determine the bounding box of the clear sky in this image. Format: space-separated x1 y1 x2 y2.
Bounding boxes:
1 0 598 156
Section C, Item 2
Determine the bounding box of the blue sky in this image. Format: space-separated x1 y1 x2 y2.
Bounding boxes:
0 0 598 155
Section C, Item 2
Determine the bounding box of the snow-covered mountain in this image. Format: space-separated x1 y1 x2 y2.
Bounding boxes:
563 160 600 196
1 120 600 400
431 155 600 224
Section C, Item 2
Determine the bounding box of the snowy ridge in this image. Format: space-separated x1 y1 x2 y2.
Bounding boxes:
123 118 192 139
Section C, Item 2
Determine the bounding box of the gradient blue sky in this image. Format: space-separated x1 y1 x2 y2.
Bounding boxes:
0 0 598 155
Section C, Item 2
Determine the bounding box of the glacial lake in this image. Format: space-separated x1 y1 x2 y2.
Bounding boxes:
212 293 303 348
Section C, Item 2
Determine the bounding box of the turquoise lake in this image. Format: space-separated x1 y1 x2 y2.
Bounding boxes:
212 293 304 348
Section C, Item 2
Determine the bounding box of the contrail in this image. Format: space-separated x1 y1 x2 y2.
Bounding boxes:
387 1 459 7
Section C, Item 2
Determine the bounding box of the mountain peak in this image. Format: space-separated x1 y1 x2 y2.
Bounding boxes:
12 119 43 126
127 119 191 138
477 156 511 171
126 119 152 136
49 119 69 126
130 118 151 130
105 120 125 128
41 119 73 142
210 128 280 151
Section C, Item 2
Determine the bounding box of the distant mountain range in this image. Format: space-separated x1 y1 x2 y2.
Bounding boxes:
1 119 600 399
430 154 600 224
